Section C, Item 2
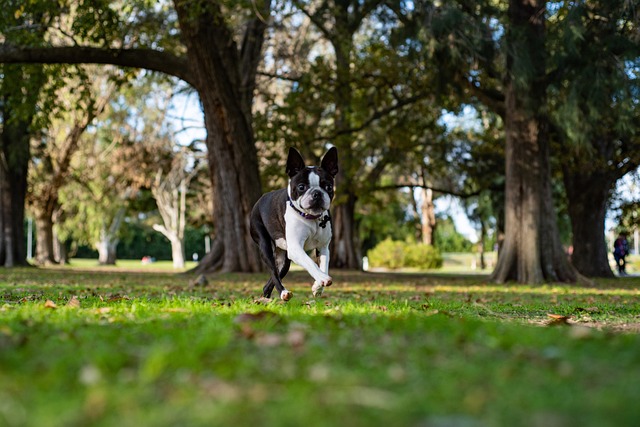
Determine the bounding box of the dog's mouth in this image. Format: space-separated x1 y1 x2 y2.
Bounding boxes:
301 200 328 214
300 196 329 214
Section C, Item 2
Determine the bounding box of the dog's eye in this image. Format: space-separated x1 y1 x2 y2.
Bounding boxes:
324 184 333 192
297 184 307 192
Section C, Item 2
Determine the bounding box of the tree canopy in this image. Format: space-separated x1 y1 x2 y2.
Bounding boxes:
0 0 638 283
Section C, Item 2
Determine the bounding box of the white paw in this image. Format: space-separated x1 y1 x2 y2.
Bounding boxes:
312 282 324 298
314 273 332 287
280 290 293 301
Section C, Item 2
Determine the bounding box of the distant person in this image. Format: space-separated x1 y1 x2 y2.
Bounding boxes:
613 231 629 276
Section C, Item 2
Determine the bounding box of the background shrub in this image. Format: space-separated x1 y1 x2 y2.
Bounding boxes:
367 238 443 270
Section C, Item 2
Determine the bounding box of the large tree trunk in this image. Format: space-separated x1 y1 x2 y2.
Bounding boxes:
331 189 361 269
174 0 268 274
35 210 57 265
96 208 125 265
564 169 616 277
421 187 436 245
0 3 270 273
0 100 31 267
169 236 186 269
491 0 577 284
330 26 361 270
97 237 118 265
0 157 28 267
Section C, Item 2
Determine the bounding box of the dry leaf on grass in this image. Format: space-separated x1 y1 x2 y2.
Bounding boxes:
547 313 571 326
44 300 57 309
67 296 81 309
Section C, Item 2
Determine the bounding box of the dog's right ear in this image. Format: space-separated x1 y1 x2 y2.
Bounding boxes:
286 147 306 178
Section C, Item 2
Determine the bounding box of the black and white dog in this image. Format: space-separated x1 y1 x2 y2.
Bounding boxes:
250 147 338 301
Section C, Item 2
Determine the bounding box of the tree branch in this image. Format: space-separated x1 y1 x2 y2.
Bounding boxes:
0 44 195 87
309 92 430 143
372 183 487 199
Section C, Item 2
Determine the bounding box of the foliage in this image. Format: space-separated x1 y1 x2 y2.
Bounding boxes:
367 238 443 270
434 216 474 253
116 221 208 261
2 268 640 426
358 189 418 254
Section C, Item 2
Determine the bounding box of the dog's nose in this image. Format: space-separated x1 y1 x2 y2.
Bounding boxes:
312 191 322 200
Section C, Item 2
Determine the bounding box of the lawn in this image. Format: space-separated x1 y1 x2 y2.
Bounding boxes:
1 264 640 427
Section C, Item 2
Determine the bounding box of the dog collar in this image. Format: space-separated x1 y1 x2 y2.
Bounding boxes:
287 198 330 228
288 198 324 220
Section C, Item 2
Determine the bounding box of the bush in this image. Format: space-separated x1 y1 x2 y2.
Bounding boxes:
367 239 443 270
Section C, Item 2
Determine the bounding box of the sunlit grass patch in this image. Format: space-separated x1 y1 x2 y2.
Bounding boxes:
1 267 640 426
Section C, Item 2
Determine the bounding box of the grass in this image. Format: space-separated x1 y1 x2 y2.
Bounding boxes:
1 264 640 427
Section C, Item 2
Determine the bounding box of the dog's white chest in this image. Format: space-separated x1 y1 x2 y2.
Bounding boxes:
282 206 331 251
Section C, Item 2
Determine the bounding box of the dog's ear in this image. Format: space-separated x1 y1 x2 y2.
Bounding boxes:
320 147 339 178
286 147 306 178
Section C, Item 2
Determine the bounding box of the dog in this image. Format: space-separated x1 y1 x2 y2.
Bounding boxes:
250 147 338 301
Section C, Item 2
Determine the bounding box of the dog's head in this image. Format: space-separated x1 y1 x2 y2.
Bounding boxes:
286 147 338 216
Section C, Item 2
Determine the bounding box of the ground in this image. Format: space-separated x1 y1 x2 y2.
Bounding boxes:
1 260 640 426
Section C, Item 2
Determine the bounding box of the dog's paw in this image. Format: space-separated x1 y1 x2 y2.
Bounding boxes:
312 281 324 298
280 290 293 301
313 273 332 288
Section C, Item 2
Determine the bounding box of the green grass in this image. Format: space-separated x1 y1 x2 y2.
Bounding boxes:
1 266 640 427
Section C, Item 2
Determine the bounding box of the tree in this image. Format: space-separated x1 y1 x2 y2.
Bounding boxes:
257 1 451 268
284 0 379 268
549 0 640 277
28 66 115 265
151 147 201 269
0 2 58 266
0 0 271 273
490 0 578 283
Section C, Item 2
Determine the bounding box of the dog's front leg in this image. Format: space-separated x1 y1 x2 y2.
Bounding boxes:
287 242 332 287
312 246 331 297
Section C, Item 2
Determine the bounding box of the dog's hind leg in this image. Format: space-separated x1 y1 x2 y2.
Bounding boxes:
272 248 292 300
262 278 276 298
254 223 292 301
261 252 288 298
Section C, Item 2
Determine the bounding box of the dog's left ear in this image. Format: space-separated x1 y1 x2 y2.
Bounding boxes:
320 147 339 178
286 147 306 178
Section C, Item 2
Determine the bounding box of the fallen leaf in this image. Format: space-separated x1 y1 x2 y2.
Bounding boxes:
95 307 112 314
253 297 273 305
44 300 57 309
547 313 570 326
67 296 81 309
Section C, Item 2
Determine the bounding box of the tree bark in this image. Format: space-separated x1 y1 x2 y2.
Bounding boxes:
421 187 436 245
329 16 361 270
490 0 577 284
174 0 268 274
564 169 616 277
331 189 361 269
0 67 35 267
97 208 125 265
35 211 56 265
0 1 271 273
